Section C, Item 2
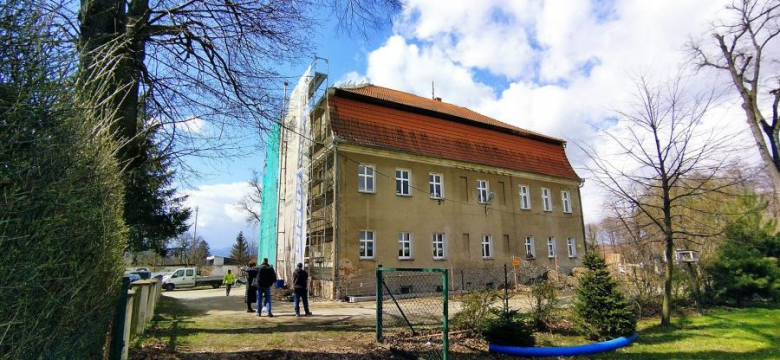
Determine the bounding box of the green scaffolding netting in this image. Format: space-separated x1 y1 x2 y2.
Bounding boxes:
258 122 279 265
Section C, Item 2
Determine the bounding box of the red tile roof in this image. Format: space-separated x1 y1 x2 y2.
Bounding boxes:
329 84 580 181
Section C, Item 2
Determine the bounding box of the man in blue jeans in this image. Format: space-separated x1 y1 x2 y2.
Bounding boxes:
292 263 312 317
256 258 277 317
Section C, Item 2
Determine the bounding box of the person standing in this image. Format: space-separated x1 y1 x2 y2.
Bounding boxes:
256 258 277 317
223 270 236 296
292 263 312 317
244 262 258 313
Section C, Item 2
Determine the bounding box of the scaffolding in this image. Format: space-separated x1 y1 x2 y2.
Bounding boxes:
274 58 332 286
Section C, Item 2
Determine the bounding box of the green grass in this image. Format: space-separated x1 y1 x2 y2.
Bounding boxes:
135 297 780 359
534 307 780 360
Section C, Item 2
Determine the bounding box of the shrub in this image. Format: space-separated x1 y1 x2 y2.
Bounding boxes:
573 250 637 341
480 309 535 347
707 199 780 305
451 290 500 335
528 278 558 330
0 2 127 357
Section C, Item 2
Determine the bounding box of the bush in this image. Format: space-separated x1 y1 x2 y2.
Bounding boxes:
451 290 500 334
528 278 558 330
0 3 127 357
573 251 637 341
480 309 535 347
707 199 780 305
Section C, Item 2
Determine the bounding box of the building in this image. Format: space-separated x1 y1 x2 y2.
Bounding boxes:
275 83 585 300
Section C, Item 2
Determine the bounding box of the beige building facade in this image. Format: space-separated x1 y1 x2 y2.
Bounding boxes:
280 84 585 299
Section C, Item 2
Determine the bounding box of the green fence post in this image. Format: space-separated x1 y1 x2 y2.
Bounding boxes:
442 269 449 360
376 265 383 343
108 276 130 360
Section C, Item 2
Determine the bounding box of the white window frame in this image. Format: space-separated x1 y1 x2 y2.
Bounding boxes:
477 180 489 204
547 236 556 258
358 165 375 193
359 230 375 259
562 191 572 213
567 237 577 258
429 173 444 199
541 187 552 212
519 185 531 209
432 233 446 260
481 235 493 258
398 232 412 259
524 236 536 258
395 168 411 196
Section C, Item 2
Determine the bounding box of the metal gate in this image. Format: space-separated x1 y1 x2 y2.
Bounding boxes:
376 266 448 360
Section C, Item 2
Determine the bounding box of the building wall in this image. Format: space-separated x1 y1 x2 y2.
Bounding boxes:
334 145 585 290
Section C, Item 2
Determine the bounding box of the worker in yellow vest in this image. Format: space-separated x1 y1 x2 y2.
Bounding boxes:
223 270 236 296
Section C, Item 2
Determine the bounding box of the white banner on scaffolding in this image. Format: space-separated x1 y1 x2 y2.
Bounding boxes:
281 66 311 277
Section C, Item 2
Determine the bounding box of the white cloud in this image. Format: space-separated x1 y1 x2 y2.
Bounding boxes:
181 182 255 250
335 71 369 86
181 116 207 134
352 0 756 223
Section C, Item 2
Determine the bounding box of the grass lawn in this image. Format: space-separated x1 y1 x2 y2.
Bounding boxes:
133 294 779 360
535 307 780 360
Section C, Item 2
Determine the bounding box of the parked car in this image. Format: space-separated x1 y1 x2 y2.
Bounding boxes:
161 267 222 291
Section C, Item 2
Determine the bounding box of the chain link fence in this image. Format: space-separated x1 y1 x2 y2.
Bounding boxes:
375 262 577 359
376 267 448 360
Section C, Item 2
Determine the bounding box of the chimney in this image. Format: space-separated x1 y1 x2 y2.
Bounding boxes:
434 97 442 102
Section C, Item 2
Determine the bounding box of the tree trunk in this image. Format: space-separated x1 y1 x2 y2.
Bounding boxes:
78 0 144 172
662 227 674 326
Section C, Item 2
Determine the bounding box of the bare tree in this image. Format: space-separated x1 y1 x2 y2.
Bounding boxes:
75 0 402 174
579 73 747 326
690 0 780 211
236 169 262 227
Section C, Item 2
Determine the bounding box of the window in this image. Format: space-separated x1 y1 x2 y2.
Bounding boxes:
547 237 556 258
542 187 552 212
482 235 493 258
562 191 572 213
524 236 536 258
360 230 375 259
358 165 375 193
429 173 443 199
398 232 412 259
396 169 411 196
173 270 184 278
567 237 577 258
185 269 194 276
519 185 531 209
477 180 489 204
433 233 446 259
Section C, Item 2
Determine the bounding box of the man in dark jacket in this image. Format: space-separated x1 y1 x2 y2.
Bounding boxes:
244 262 258 313
256 258 277 317
292 263 312 316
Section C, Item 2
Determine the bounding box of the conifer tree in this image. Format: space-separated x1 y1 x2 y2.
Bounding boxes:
574 250 637 340
231 231 250 265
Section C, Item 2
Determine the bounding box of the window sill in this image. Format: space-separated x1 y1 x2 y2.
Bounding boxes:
433 258 447 261
563 211 572 214
395 193 412 197
520 207 531 211
547 256 556 259
430 196 444 200
525 256 536 260
358 191 376 194
398 258 414 261
543 210 552 213
482 257 494 260
359 257 376 261
568 256 577 259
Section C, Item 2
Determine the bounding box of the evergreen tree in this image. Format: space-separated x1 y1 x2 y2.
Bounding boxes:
231 231 251 265
124 124 191 255
574 250 637 340
709 195 780 305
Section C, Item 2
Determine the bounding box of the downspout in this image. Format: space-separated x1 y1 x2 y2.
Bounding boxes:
577 180 587 254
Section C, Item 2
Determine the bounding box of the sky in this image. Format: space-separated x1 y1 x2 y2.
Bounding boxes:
179 0 760 256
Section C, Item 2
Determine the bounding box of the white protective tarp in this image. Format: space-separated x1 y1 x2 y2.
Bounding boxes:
278 66 311 281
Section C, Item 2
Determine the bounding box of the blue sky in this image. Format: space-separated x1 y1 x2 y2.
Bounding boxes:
179 0 756 255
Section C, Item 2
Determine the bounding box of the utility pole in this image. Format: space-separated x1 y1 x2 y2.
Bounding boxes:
193 206 199 241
